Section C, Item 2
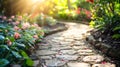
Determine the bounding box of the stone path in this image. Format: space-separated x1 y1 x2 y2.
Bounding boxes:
35 22 116 67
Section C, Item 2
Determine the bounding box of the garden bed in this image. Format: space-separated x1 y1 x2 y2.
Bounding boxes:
43 22 68 36
86 29 120 66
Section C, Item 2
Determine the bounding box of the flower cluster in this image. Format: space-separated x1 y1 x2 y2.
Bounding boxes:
0 14 45 66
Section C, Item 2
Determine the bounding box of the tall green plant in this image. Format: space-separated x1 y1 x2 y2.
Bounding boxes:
90 0 120 39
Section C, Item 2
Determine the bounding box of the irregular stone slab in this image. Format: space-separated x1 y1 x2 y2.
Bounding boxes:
73 46 89 50
78 50 93 53
64 39 74 42
60 50 77 55
67 62 91 67
73 41 84 45
40 56 52 60
45 59 67 67
74 37 82 40
92 63 116 67
51 46 72 51
87 35 96 42
56 55 79 61
79 52 95 56
39 46 51 50
51 39 60 42
60 42 71 45
36 50 57 56
83 55 104 63
33 60 39 67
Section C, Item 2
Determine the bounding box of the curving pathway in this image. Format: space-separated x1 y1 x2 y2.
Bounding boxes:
35 22 115 67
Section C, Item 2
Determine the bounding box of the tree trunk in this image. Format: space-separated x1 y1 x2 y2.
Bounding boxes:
67 0 71 10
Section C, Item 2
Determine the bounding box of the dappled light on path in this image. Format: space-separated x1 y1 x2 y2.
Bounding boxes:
35 22 115 67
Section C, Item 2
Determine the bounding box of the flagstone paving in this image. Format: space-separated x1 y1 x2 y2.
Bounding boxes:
35 22 116 67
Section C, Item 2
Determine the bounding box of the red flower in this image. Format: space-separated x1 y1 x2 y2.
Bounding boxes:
86 0 94 3
85 10 91 18
76 8 81 14
14 32 21 39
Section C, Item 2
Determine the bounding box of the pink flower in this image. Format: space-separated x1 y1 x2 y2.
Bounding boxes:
14 32 21 39
22 22 30 30
14 26 20 30
11 16 15 19
33 35 39 39
101 61 106 64
7 40 12 46
33 23 39 27
18 16 22 20
15 21 20 25
3 16 7 20
8 19 12 22
0 16 2 18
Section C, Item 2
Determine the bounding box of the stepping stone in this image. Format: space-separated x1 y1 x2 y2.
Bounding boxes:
56 55 79 61
83 55 104 63
73 42 85 46
78 50 94 55
51 46 72 51
36 50 57 56
45 59 67 67
67 62 91 67
73 46 89 50
39 46 51 50
78 50 93 53
92 63 116 67
33 60 39 67
60 42 71 45
79 52 95 56
64 39 74 42
60 50 77 55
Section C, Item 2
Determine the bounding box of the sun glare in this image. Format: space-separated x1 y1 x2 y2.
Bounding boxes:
31 0 44 3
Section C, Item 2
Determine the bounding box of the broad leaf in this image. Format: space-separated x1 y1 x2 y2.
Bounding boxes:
26 59 34 66
20 50 34 66
0 59 9 67
0 35 5 41
20 50 29 59
11 51 22 59
0 45 10 50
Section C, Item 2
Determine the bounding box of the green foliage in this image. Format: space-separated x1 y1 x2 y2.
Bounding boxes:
20 50 34 66
29 13 57 26
90 0 120 39
0 15 45 66
0 59 9 67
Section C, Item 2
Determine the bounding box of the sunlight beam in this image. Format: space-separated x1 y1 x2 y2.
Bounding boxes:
31 0 44 3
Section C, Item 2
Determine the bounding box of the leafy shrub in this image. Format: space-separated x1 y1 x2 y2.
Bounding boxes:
0 15 44 66
90 0 120 39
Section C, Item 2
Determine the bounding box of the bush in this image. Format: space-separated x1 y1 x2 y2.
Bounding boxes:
90 0 120 39
0 15 44 66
